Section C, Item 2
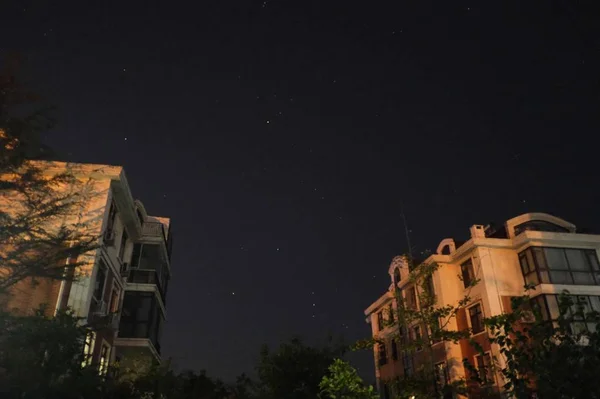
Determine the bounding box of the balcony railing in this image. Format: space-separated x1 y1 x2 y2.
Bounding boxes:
142 222 173 260
127 269 167 305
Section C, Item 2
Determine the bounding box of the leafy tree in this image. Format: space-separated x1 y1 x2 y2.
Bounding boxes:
319 358 378 399
354 255 473 399
466 287 600 399
255 337 345 399
0 306 108 399
0 56 98 298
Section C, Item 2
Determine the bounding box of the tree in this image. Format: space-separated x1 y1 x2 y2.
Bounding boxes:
354 255 472 399
319 358 378 399
255 337 345 399
466 287 600 399
0 56 98 299
0 306 109 399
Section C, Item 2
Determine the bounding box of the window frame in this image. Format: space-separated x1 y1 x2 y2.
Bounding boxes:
518 247 600 286
377 342 387 366
98 340 111 376
377 311 385 331
92 260 108 305
468 302 485 335
406 286 418 310
474 352 495 385
461 258 475 289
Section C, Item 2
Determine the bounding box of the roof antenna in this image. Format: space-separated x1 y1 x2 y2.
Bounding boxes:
400 200 414 264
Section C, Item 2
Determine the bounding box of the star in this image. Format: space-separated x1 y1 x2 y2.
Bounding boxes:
231 292 236 296
266 120 270 124
276 248 280 251
124 137 128 141
312 303 316 307
123 68 127 72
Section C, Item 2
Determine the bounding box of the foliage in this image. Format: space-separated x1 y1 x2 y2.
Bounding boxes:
0 307 108 399
0 57 99 298
319 358 378 399
361 254 474 399
466 287 600 399
255 337 346 399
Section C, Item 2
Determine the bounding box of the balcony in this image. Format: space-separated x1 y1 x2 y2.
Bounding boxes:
126 269 167 305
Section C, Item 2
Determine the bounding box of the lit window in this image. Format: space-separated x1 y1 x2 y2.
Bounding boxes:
81 332 96 367
99 342 111 375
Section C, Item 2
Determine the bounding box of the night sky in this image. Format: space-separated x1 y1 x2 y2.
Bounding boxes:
1 0 599 382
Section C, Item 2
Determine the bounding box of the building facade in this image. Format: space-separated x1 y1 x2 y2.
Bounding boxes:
365 213 600 398
1 161 172 371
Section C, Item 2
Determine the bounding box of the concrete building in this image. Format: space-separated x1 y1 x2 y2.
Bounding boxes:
365 213 600 398
1 161 172 371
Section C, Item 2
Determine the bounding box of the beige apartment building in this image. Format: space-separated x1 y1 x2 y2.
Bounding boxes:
365 212 600 398
1 161 172 372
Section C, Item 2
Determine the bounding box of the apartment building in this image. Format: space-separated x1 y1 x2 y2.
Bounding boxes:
1 161 172 371
365 212 600 398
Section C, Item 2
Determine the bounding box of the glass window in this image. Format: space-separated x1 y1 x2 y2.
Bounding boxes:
391 339 398 361
109 287 120 313
461 259 475 288
545 248 569 270
377 311 384 331
378 343 387 366
406 286 418 310
475 353 494 384
403 352 413 376
519 247 600 286
413 326 422 351
469 304 485 334
104 201 117 239
99 342 111 375
425 276 435 298
81 332 96 367
93 262 107 301
118 229 128 260
435 362 449 388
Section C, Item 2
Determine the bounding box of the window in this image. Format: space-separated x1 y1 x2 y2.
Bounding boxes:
533 294 600 334
406 286 418 310
393 268 401 285
92 261 107 303
475 352 494 384
461 259 475 288
391 339 398 361
514 220 569 236
118 229 128 261
388 305 394 324
518 247 600 286
377 311 384 331
424 276 435 298
81 332 96 367
109 286 120 313
435 362 449 388
382 383 390 399
104 201 117 240
378 342 387 366
99 342 111 375
413 325 422 351
402 352 414 376
469 303 485 334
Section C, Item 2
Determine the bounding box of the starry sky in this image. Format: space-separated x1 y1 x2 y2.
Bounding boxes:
1 0 599 382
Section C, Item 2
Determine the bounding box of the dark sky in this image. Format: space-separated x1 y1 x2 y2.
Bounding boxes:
2 0 599 382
